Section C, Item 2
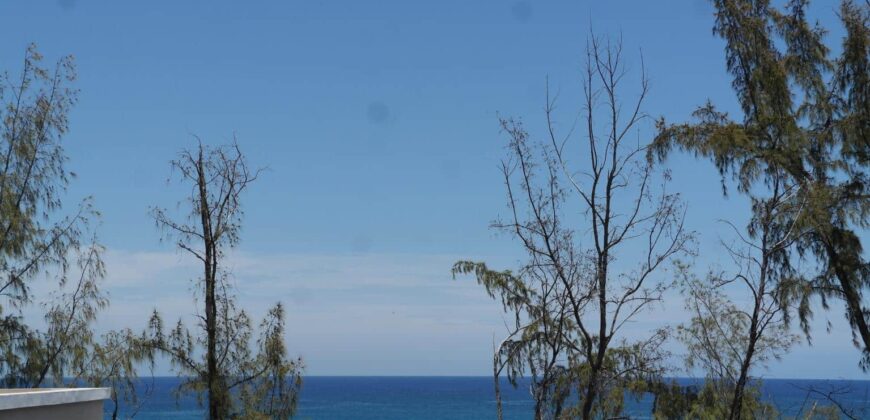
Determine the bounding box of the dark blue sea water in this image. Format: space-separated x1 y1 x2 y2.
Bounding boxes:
109 377 870 419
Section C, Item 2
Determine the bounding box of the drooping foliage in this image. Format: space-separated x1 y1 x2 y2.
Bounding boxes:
650 0 870 370
652 379 779 420
0 43 101 384
0 44 155 419
148 140 303 419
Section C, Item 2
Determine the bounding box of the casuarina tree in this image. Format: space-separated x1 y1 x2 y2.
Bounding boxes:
149 140 302 419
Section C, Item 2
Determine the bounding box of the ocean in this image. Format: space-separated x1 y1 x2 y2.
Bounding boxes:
112 377 870 419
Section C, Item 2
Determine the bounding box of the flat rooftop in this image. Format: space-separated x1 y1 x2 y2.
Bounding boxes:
0 388 110 411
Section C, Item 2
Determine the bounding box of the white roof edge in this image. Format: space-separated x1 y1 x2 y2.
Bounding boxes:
0 388 111 410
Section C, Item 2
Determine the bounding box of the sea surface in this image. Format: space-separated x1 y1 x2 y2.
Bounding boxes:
109 376 870 419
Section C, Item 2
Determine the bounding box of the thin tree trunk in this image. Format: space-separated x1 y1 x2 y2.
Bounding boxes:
729 315 759 420
197 150 222 420
729 247 767 420
581 263 609 420
493 356 503 420
581 368 599 420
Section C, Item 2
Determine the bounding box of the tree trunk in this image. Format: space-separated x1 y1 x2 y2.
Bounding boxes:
728 254 765 420
580 367 599 420
728 326 757 420
197 151 223 420
493 357 503 420
581 262 609 420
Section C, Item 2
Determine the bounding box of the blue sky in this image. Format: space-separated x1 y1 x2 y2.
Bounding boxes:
0 0 863 378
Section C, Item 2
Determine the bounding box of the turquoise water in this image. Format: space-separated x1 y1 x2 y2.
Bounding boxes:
111 377 870 419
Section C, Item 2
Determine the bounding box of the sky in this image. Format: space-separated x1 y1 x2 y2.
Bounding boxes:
0 0 864 378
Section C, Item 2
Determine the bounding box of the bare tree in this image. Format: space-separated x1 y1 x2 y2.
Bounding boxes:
453 36 692 420
149 139 302 419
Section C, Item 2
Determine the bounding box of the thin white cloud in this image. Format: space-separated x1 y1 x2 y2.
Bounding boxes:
15 248 866 377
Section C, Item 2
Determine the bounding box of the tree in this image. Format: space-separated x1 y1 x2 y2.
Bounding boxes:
674 249 800 419
149 140 302 419
663 149 806 419
0 44 163 420
453 37 692 420
0 43 109 386
650 0 870 371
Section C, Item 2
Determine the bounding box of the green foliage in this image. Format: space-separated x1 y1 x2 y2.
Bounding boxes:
147 303 303 419
0 43 155 418
652 380 777 420
0 43 103 385
236 304 303 419
454 255 674 419
79 328 157 419
650 0 870 370
149 141 302 419
0 44 79 276
676 266 799 383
